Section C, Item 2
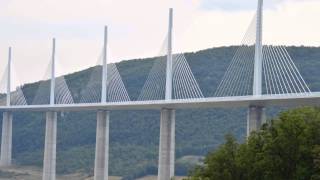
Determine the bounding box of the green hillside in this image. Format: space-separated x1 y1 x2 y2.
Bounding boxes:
2 46 320 179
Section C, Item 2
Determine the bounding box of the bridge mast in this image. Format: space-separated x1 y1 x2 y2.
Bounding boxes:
253 0 263 96
165 8 173 100
101 26 108 103
50 38 56 105
6 47 11 106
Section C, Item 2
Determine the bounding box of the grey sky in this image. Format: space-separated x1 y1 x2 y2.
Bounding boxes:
0 0 319 88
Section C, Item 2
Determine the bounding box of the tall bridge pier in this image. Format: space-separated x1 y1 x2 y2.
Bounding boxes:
158 109 175 179
42 111 57 180
0 112 12 166
247 106 266 136
94 110 109 180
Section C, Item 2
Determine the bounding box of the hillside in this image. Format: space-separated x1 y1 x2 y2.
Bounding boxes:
0 166 185 180
2 46 320 179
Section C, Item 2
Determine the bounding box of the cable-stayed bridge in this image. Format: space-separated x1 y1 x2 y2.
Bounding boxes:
0 0 319 180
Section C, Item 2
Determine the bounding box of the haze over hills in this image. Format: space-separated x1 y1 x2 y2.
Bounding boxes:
2 46 320 179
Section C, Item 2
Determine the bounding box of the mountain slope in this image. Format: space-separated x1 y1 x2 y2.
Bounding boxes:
3 46 320 179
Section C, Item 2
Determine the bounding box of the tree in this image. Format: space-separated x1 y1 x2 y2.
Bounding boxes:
186 107 320 180
312 145 320 180
187 134 242 180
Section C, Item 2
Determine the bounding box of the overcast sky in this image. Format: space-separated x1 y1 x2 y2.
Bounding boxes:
0 0 319 87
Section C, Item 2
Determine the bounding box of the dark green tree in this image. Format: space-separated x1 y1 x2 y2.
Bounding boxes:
189 134 240 180
187 107 320 180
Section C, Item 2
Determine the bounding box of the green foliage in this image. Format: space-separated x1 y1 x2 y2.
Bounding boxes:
312 145 320 180
188 134 241 180
187 107 320 180
1 46 320 178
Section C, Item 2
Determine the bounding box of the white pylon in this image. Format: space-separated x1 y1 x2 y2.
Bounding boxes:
50 38 56 105
253 0 263 96
6 47 11 106
101 26 108 103
165 8 173 100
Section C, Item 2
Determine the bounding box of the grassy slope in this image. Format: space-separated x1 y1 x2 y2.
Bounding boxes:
2 46 320 179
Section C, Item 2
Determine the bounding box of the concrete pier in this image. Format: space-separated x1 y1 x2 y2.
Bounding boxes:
247 106 266 136
94 111 110 180
158 109 175 180
42 112 57 180
0 112 13 166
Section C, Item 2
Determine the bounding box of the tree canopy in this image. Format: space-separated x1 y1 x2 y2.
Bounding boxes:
187 107 320 180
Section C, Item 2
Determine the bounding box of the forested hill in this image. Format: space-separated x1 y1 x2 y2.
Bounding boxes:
4 46 320 179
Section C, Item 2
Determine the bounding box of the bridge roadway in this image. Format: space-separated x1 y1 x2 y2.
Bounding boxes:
1 92 320 112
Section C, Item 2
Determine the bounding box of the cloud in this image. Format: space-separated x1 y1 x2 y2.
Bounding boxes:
198 0 318 11
0 0 319 86
175 0 320 52
200 0 257 11
0 0 197 23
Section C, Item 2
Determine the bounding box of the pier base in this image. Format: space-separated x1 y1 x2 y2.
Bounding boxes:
247 106 266 137
158 109 175 180
0 112 12 166
94 110 110 180
42 112 57 180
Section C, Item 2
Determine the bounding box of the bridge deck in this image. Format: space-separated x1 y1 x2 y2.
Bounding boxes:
1 93 320 112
